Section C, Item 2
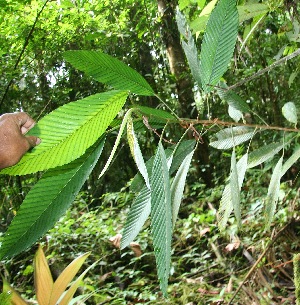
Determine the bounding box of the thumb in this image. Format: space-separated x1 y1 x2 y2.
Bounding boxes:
25 136 41 148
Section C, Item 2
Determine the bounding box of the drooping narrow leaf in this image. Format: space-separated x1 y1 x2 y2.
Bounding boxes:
1 91 127 175
64 50 155 96
230 149 241 227
281 146 300 177
150 143 172 295
34 246 54 305
176 9 202 87
0 138 105 259
50 252 90 305
98 108 133 179
199 0 238 93
264 156 283 230
247 142 283 169
127 117 150 189
210 126 254 149
171 150 194 228
218 153 248 231
282 101 298 124
120 186 151 249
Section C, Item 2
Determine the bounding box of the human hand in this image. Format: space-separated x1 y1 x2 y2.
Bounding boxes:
0 112 41 169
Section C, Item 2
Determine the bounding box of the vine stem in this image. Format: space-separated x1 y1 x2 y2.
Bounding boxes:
185 118 300 133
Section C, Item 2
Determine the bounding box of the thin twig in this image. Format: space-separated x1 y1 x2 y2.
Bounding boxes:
227 48 300 91
227 222 292 305
0 0 50 108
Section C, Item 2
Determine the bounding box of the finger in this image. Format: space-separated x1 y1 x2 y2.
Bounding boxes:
13 112 36 134
25 136 41 148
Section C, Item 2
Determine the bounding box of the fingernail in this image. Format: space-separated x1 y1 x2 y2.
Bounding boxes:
36 138 41 145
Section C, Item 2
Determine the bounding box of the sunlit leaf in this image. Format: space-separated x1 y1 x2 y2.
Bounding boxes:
281 146 300 177
2 278 28 305
2 91 126 175
282 101 298 124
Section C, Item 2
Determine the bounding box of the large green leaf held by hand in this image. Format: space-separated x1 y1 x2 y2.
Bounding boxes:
200 0 238 93
1 90 127 175
0 138 105 259
64 50 155 96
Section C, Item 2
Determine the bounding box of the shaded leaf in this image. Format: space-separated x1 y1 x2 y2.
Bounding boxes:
64 51 154 96
150 143 172 296
218 153 248 230
121 186 151 249
247 142 283 168
2 91 126 175
264 156 283 230
0 139 105 259
199 0 238 92
238 4 269 23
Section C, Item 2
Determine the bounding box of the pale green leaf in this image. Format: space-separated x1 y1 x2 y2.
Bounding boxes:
247 142 283 169
134 105 176 121
0 139 105 259
237 4 269 23
218 153 248 231
210 126 254 149
282 101 298 124
230 149 241 227
171 150 194 228
176 9 202 87
64 51 154 96
200 0 238 92
264 156 283 230
1 91 127 175
150 143 172 296
127 117 150 189
228 105 243 122
281 146 300 177
120 186 151 249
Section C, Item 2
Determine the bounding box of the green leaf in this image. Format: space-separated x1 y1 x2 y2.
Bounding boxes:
176 9 202 87
0 138 105 259
127 117 150 189
230 149 241 227
171 149 194 228
134 105 176 121
238 4 269 23
120 186 151 249
218 153 248 231
281 146 300 177
217 82 251 113
199 0 238 93
1 91 127 175
228 105 243 122
210 126 254 149
282 101 298 124
64 50 154 96
247 142 284 169
264 156 283 230
0 292 12 305
150 143 172 296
